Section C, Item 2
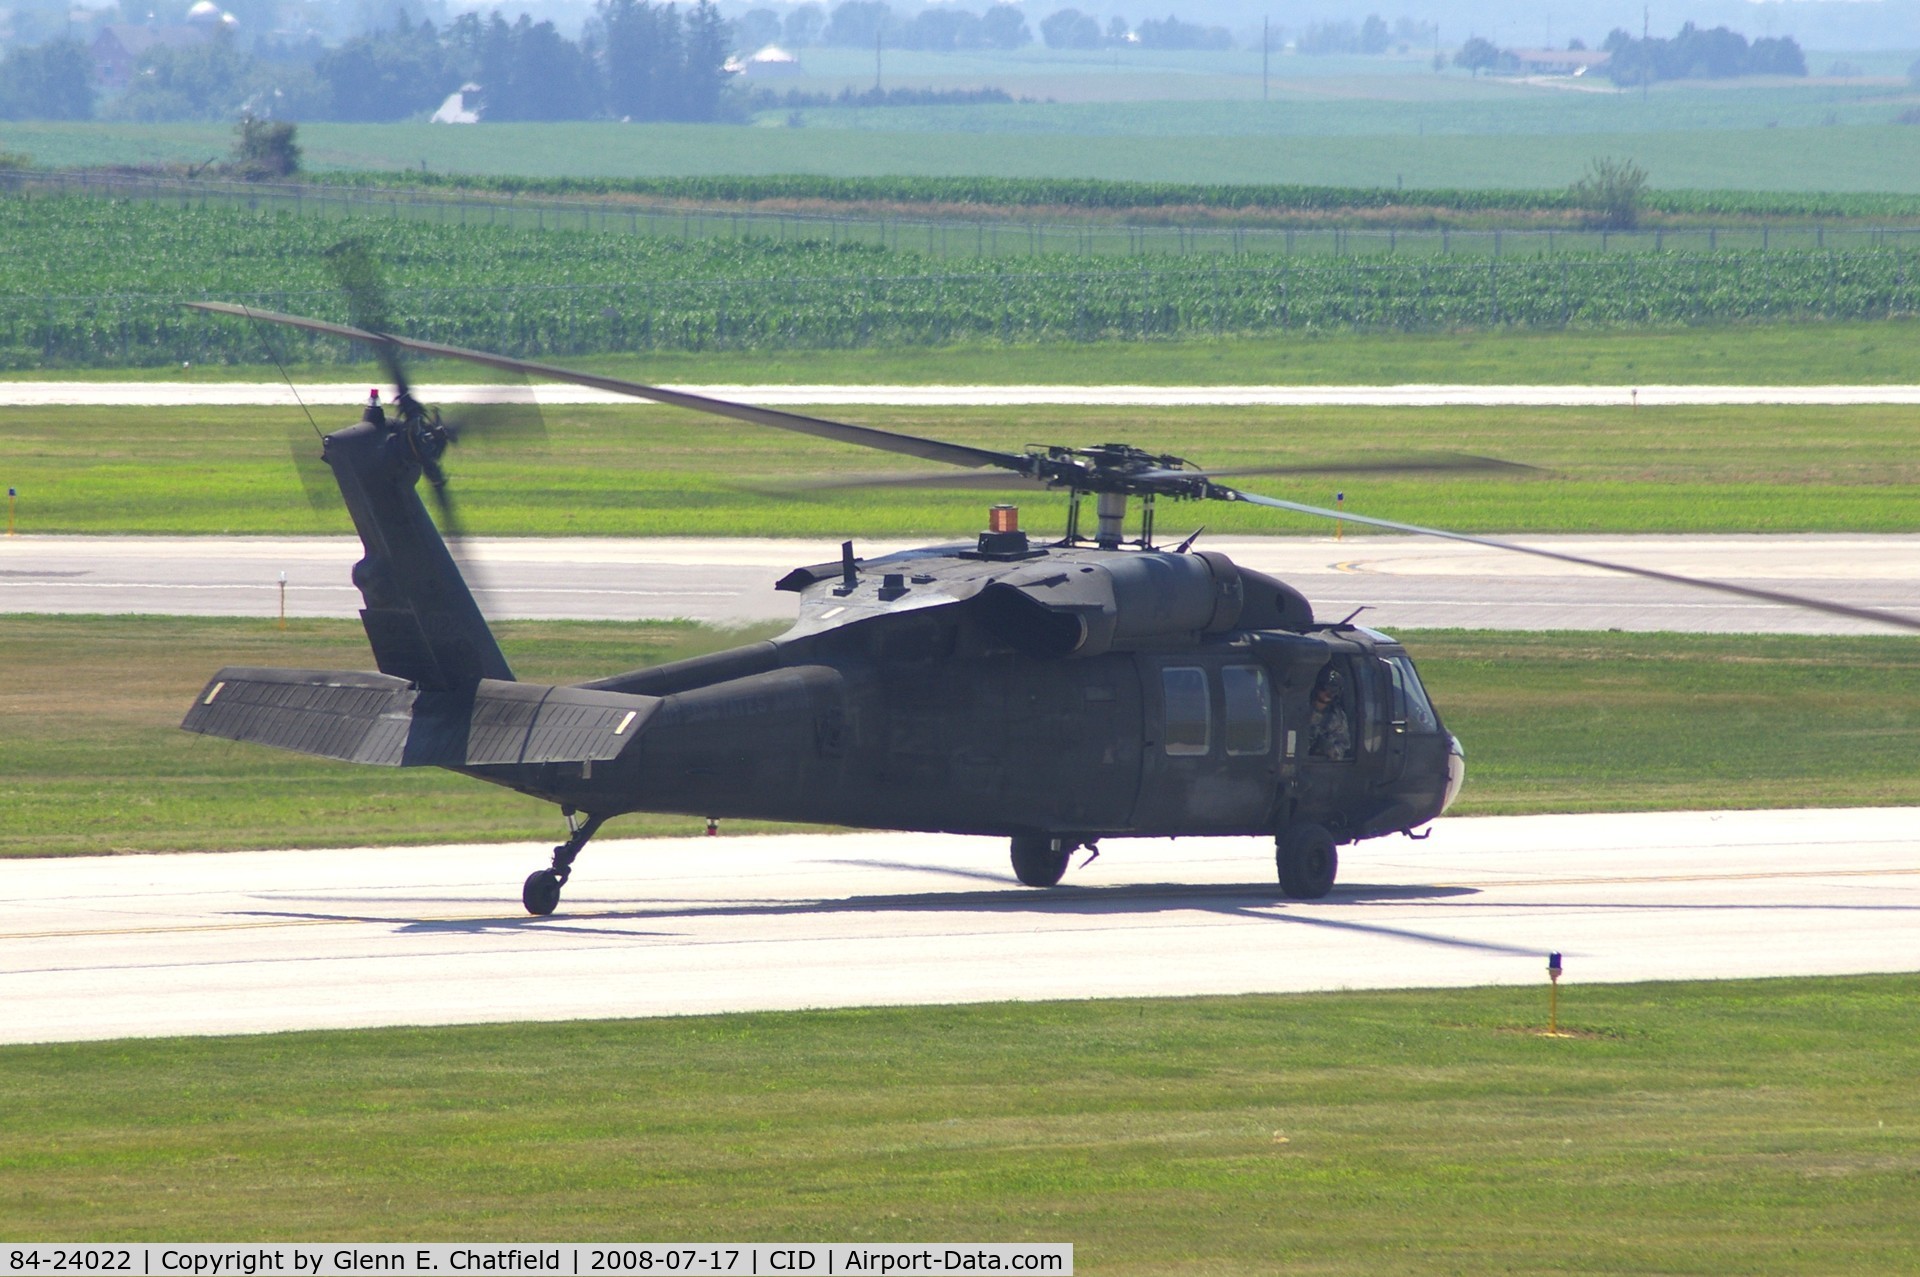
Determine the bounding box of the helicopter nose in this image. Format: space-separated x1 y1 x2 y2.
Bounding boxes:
1441 733 1466 814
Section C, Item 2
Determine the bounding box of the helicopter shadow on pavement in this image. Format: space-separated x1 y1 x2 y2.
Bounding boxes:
236 876 1512 954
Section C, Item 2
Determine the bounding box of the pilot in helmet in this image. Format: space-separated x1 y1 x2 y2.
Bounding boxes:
1308 666 1352 760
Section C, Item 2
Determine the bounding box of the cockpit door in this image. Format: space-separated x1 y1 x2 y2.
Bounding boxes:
1367 656 1415 784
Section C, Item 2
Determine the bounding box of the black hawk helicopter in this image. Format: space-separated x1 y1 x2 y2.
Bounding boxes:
179 301 1920 916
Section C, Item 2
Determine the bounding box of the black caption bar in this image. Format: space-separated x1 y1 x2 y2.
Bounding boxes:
4 1246 1071 1277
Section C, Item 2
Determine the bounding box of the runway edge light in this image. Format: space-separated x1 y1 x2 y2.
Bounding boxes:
1547 952 1565 1037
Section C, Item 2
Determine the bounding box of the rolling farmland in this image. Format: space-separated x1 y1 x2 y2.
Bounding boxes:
9 194 1920 366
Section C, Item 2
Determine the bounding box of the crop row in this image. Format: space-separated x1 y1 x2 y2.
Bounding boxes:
0 195 893 299
12 251 1920 368
320 170 1920 223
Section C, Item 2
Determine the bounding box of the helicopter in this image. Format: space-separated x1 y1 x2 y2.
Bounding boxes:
178 300 1920 916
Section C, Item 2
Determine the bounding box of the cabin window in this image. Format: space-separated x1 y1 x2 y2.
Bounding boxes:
1222 665 1272 756
1161 666 1210 756
1383 655 1439 733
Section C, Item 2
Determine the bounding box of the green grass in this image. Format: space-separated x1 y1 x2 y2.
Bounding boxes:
5 617 1918 858
12 119 1920 191
6 400 1920 538
12 319 1920 386
3 977 1918 1269
0 616 789 857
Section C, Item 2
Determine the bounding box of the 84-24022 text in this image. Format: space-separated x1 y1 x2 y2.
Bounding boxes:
10 1253 135 1272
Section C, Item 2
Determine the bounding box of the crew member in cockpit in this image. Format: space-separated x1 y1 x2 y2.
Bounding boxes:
1308 666 1352 761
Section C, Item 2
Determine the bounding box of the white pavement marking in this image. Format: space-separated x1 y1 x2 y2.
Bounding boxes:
6 533 1918 633
3 808 1916 1044
11 382 1920 407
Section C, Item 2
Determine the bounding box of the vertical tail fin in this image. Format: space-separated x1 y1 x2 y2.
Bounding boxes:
324 418 512 690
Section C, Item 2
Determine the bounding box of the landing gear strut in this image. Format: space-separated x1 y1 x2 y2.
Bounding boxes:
523 809 606 916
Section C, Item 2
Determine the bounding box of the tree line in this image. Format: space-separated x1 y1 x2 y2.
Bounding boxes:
0 0 733 123
1602 23 1806 84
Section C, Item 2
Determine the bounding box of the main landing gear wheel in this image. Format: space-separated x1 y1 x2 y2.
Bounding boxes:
1010 835 1072 887
522 809 607 916
1277 823 1338 900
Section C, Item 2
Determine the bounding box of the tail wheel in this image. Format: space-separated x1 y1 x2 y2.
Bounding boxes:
522 868 563 916
1010 835 1072 888
1277 823 1338 899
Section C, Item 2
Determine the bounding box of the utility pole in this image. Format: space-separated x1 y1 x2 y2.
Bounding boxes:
874 24 884 91
1642 5 1650 102
1262 16 1270 102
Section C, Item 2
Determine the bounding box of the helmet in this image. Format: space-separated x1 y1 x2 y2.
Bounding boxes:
1313 666 1343 696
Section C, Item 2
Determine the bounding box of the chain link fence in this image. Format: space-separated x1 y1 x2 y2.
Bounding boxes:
11 169 1920 263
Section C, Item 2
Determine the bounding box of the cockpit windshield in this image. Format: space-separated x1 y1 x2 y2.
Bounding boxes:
1383 654 1440 733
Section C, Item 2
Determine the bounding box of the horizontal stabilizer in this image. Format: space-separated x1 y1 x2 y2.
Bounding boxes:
182 668 659 767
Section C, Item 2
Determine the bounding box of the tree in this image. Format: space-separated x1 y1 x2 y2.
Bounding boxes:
1135 15 1231 50
981 5 1030 50
474 12 596 121
107 31 257 120
1452 36 1499 76
1605 24 1805 86
315 17 460 122
824 1 892 47
231 114 300 178
0 37 95 120
679 0 732 121
1298 21 1356 55
900 8 981 51
1039 8 1100 50
1750 36 1806 77
598 0 678 121
783 3 825 47
1359 14 1389 55
596 0 734 122
1569 156 1647 230
734 8 782 52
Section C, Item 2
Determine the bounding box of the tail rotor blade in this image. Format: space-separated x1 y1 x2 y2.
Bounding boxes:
287 424 339 515
436 370 549 450
323 238 410 400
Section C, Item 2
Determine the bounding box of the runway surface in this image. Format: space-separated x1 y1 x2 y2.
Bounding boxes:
10 381 1920 407
8 533 1919 634
4 808 1916 1045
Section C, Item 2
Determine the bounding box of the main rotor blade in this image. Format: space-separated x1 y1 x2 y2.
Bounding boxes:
1223 487 1920 634
1136 454 1537 484
184 303 1027 473
775 469 1047 494
789 454 1538 494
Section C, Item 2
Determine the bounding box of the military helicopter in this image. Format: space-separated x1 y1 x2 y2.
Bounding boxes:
179 300 1920 916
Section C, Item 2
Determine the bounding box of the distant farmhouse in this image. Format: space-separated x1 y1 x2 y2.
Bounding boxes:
724 44 802 78
1507 48 1612 76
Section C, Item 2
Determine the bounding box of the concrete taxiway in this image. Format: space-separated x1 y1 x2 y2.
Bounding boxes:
3 808 1916 1045
11 382 1920 407
7 533 1918 634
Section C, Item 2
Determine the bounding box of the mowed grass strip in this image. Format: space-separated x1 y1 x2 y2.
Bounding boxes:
13 319 1920 386
2 977 1918 1270
7 400 1920 537
4 617 1918 857
0 616 788 857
